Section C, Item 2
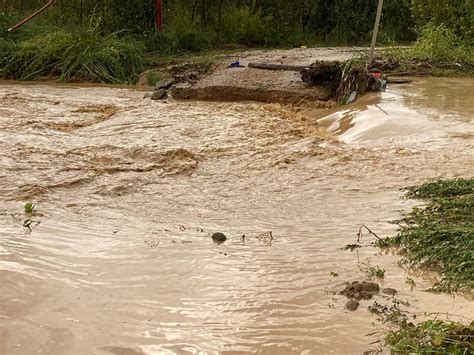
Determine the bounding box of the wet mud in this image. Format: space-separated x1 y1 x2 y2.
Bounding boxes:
0 78 473 354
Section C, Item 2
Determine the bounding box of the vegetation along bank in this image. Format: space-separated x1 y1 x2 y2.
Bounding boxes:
378 178 473 352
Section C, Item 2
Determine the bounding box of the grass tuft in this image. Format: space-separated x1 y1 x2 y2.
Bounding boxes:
2 30 144 84
386 319 474 353
407 178 473 199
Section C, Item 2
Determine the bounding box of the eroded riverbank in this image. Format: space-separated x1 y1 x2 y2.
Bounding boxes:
1 78 473 354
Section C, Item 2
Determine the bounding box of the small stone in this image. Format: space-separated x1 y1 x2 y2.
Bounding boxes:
151 89 168 100
184 71 200 83
211 232 227 244
382 288 398 296
346 300 359 311
340 280 380 300
154 79 174 91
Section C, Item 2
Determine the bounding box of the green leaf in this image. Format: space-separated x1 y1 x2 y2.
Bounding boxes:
24 202 35 214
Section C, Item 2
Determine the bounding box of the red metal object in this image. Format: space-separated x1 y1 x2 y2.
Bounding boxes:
155 0 163 31
7 0 56 32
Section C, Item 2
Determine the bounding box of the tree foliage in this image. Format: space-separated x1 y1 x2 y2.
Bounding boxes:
411 0 473 39
1 0 472 51
1 0 418 44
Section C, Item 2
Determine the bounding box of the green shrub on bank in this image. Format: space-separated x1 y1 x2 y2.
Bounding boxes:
0 38 16 68
411 0 473 40
407 178 473 198
386 319 474 353
378 178 474 292
144 30 180 55
60 32 144 83
2 30 144 84
411 23 473 63
383 23 473 72
4 31 73 80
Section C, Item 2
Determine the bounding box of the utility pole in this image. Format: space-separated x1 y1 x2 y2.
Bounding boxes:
155 0 163 31
369 0 384 64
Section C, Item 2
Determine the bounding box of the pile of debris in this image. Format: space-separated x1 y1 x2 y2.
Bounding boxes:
144 79 175 100
245 58 388 105
144 57 390 104
301 60 387 104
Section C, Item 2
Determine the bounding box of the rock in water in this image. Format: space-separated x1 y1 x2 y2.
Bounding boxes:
346 299 360 311
340 281 380 300
151 89 168 101
211 232 227 244
382 288 398 296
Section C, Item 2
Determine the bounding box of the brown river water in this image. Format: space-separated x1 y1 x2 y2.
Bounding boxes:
0 78 473 355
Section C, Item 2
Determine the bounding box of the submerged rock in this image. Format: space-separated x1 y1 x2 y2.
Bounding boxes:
211 232 227 244
151 89 168 101
346 299 360 311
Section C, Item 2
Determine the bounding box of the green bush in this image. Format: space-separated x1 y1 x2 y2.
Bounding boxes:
2 30 144 84
4 31 74 80
411 0 473 40
60 32 144 83
0 38 16 71
412 23 472 63
219 7 278 46
176 28 216 51
379 178 474 292
168 8 216 51
144 30 180 55
386 320 473 353
146 71 165 86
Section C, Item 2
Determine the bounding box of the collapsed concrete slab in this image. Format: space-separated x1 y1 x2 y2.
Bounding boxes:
170 48 366 104
172 67 333 104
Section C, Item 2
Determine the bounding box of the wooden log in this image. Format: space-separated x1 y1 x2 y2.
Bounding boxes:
248 62 309 71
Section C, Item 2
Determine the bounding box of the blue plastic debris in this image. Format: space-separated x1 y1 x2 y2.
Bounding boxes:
228 61 245 68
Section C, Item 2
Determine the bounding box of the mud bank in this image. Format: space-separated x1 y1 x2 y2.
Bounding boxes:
0 77 473 354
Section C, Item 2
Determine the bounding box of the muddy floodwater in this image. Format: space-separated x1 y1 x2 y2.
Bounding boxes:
1 78 473 354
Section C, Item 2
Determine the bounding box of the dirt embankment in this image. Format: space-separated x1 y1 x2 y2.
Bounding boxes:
143 47 369 105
